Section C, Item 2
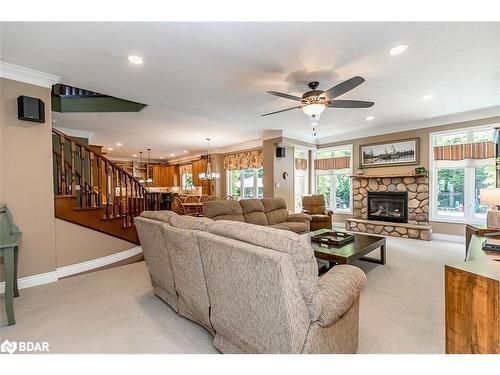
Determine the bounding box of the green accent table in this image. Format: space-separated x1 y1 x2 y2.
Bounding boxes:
1 204 21 326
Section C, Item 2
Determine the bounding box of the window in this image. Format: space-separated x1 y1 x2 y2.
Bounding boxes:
294 149 309 212
313 145 353 213
430 126 496 223
182 173 193 189
227 167 263 199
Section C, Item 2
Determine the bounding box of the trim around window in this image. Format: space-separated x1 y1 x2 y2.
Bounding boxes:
313 144 353 214
429 125 496 225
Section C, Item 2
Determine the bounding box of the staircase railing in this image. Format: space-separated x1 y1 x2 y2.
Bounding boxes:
52 128 160 227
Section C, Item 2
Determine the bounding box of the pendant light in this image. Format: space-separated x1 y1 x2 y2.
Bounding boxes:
146 148 153 183
199 138 219 180
138 152 145 183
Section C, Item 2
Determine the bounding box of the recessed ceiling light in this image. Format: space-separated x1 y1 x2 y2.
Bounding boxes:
183 150 188 153
170 153 175 157
128 55 143 64
107 148 113 151
389 45 408 55
422 94 435 100
365 116 375 121
132 154 137 157
116 142 123 146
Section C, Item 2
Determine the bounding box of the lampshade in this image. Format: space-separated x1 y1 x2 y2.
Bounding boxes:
302 103 326 117
479 188 500 206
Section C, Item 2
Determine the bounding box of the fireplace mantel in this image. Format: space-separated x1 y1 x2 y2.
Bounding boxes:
351 173 418 178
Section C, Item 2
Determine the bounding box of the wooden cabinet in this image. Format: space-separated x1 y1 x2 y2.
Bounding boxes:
445 234 500 354
192 159 206 187
166 165 179 187
191 159 211 195
151 165 179 187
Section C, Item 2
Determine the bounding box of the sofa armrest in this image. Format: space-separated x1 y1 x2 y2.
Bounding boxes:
324 209 334 216
286 213 312 223
316 265 367 327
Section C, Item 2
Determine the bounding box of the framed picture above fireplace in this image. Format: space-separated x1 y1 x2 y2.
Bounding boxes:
360 137 419 168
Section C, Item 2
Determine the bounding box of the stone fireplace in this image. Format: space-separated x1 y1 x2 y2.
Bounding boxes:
345 175 433 240
367 191 408 223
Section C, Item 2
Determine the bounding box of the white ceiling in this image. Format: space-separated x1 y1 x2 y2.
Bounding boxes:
1 22 499 160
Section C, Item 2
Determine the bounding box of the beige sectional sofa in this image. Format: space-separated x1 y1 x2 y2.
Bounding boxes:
135 210 367 354
203 197 312 234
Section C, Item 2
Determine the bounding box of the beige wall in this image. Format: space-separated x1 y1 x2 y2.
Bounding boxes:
273 145 295 212
262 139 275 198
323 116 500 235
55 219 135 267
0 78 57 281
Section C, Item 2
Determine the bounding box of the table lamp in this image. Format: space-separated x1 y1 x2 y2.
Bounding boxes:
480 188 500 228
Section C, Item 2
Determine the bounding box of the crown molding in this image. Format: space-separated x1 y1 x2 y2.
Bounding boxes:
213 139 263 154
0 61 60 88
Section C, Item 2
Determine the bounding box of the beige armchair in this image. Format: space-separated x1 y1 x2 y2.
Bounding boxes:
302 195 333 231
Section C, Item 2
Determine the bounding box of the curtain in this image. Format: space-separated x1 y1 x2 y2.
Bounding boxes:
224 150 263 171
314 156 350 170
295 158 308 171
433 141 494 160
179 163 192 175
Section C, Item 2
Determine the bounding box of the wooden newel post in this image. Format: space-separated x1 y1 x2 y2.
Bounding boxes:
70 140 76 195
59 134 66 194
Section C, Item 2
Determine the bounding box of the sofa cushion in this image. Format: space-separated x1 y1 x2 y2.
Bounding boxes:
203 200 245 222
140 210 176 223
161 223 214 333
310 214 331 223
261 198 289 225
169 214 214 231
239 199 268 226
271 221 309 234
209 220 322 320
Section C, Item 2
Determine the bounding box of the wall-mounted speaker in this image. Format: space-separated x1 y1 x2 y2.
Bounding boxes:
276 147 286 158
17 95 45 123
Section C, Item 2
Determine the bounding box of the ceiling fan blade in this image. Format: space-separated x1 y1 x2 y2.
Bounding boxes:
327 100 374 108
323 76 365 100
261 106 301 116
267 91 303 101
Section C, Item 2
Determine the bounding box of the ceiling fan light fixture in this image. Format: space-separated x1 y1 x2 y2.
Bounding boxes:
302 103 326 117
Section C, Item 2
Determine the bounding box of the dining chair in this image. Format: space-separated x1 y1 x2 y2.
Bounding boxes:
199 194 211 202
172 196 185 215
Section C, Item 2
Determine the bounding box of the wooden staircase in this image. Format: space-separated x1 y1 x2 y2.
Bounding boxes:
52 128 161 245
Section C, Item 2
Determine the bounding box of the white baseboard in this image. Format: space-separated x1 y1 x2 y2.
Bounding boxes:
0 246 142 294
432 233 465 243
56 246 143 278
0 271 59 294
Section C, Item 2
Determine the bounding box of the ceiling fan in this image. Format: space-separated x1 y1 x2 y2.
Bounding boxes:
262 76 374 120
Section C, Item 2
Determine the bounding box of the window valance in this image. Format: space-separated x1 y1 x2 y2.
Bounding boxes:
295 158 308 171
224 150 263 171
179 163 192 175
314 156 350 170
433 141 495 161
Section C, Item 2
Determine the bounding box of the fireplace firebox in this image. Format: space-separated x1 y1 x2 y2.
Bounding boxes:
367 192 408 223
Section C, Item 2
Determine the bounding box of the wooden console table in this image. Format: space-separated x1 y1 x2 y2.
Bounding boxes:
445 231 500 354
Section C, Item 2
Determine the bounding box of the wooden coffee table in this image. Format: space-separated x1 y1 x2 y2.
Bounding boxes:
303 228 386 268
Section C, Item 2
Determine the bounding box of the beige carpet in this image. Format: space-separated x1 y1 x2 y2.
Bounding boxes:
0 237 463 353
